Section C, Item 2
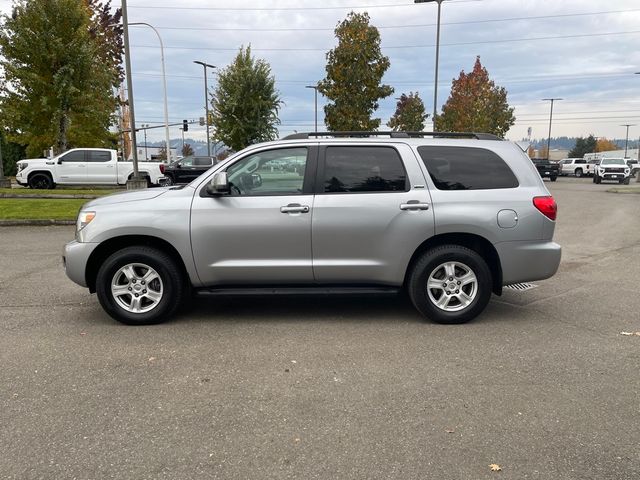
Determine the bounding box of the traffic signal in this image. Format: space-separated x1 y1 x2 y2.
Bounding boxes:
182 119 188 132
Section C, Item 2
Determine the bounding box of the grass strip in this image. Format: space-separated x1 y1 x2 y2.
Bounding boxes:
0 198 88 220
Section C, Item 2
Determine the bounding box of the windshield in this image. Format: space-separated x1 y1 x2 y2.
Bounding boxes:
601 158 626 165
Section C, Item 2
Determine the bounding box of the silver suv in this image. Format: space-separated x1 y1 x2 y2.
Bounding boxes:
63 132 561 325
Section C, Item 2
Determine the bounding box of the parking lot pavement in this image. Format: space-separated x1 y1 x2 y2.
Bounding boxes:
1 176 639 479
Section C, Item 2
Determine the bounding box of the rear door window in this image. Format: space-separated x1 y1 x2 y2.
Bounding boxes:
417 146 518 190
194 157 213 166
322 146 408 193
87 151 111 162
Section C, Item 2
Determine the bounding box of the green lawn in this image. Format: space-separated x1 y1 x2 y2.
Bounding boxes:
0 198 87 220
0 187 121 196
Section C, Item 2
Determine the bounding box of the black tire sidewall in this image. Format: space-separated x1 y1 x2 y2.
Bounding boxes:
29 174 51 189
96 247 182 325
409 246 492 324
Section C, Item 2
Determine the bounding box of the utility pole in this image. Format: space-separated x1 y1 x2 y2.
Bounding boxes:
122 0 145 188
194 61 216 156
415 0 445 131
620 124 635 158
542 98 562 160
0 131 10 188
305 85 319 132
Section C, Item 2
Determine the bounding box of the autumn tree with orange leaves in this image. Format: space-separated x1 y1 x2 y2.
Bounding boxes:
438 56 515 137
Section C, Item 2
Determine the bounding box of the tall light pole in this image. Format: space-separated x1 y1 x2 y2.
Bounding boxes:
194 61 216 156
121 0 142 186
542 98 563 161
621 124 635 158
141 124 148 160
415 0 445 131
130 23 172 162
305 85 319 132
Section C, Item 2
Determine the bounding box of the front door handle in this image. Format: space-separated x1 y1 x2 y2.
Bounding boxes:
400 200 430 211
280 203 310 214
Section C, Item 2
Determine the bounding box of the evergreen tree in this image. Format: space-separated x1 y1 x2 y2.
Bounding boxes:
318 12 393 131
211 45 282 151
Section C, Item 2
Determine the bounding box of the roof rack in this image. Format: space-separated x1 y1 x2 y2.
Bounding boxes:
281 131 503 141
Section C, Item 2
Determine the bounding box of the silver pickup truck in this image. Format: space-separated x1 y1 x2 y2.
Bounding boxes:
15 148 166 189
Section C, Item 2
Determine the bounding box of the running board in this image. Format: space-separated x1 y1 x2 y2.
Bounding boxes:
195 286 401 296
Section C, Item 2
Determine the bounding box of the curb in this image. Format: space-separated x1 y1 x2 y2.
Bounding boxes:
0 219 76 226
0 193 99 199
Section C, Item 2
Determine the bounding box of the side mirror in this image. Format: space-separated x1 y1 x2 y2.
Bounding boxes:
176 163 182 168
206 171 230 195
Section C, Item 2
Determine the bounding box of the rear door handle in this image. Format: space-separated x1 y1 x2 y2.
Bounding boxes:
280 203 310 214
400 201 430 211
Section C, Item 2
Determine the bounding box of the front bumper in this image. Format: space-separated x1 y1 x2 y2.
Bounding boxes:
600 172 628 180
63 240 99 288
495 240 562 285
15 172 27 186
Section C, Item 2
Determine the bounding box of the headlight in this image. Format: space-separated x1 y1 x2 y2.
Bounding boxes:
17 163 25 173
77 211 96 231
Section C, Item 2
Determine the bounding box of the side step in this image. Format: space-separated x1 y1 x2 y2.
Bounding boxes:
195 286 401 296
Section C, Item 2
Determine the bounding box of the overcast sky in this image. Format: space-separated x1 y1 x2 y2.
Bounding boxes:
2 0 640 144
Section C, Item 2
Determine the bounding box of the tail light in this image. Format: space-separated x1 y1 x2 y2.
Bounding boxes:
533 196 557 221
159 164 165 174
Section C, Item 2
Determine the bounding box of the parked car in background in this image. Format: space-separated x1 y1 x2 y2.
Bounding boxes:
63 131 561 326
558 158 595 177
163 156 218 185
593 158 631 184
15 148 166 189
625 159 640 177
531 158 559 181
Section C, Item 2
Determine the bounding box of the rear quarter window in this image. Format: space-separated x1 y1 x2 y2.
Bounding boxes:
417 146 519 190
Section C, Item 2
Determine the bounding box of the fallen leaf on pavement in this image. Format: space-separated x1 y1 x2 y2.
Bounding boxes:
445 429 455 433
489 464 502 472
620 332 640 336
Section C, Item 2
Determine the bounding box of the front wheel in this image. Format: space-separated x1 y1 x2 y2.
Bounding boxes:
550 176 557 182
96 246 186 325
595 176 601 184
407 245 492 324
28 173 53 189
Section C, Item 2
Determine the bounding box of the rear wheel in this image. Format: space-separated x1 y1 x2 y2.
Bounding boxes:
28 173 53 189
575 168 583 178
96 246 186 325
407 245 492 324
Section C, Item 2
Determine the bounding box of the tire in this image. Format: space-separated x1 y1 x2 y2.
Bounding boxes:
164 175 174 186
575 169 583 178
592 176 596 183
407 245 492 324
28 173 53 189
622 178 630 185
595 176 601 184
96 246 186 325
550 176 557 182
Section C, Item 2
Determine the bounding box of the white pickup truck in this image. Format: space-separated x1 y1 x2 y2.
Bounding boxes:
15 148 166 189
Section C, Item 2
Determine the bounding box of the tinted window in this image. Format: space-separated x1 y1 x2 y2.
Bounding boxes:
417 146 518 190
576 159 586 164
87 151 111 162
227 147 307 196
194 157 213 166
60 150 85 162
323 146 408 193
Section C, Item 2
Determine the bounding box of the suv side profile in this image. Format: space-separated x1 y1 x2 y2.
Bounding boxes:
63 132 561 326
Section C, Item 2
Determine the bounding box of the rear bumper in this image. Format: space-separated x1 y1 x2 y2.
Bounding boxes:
495 240 561 285
63 240 99 288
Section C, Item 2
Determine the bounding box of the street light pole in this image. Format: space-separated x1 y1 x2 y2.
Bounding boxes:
305 85 318 132
121 0 142 186
620 124 635 158
415 0 444 131
130 23 172 162
194 61 216 156
142 124 148 160
542 98 563 161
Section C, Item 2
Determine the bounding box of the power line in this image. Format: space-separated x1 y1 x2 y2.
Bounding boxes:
131 30 640 52
128 0 481 11
145 9 640 32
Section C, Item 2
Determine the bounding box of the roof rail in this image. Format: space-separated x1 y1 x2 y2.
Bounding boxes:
281 131 503 141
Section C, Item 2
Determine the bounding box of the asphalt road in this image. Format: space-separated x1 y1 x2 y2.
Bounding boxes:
1 177 639 479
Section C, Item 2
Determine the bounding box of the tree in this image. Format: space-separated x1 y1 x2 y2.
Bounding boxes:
318 12 393 131
568 135 597 158
595 138 619 152
438 56 515 137
387 92 428 131
0 0 122 157
158 142 167 161
181 143 194 157
211 45 282 152
1 128 26 176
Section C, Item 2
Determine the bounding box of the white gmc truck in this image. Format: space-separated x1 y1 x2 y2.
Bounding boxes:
15 148 166 189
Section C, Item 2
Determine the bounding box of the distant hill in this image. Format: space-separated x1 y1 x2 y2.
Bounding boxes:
523 137 636 151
